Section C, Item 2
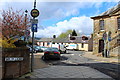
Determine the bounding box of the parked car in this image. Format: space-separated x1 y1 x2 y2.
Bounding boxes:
26 45 36 53
44 47 60 60
40 46 48 51
59 44 67 53
52 44 66 53
34 46 43 53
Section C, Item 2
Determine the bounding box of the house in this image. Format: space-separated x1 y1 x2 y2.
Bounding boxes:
37 38 53 47
91 4 120 57
62 36 89 51
37 36 89 51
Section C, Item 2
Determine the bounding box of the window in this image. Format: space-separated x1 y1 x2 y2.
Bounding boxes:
99 20 104 30
81 43 84 48
117 17 120 29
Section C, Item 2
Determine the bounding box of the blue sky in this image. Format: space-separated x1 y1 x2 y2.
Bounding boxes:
0 0 119 38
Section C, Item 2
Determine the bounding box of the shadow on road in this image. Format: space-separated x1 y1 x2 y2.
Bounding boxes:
52 61 119 80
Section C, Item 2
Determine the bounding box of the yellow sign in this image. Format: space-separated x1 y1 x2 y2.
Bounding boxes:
31 9 39 18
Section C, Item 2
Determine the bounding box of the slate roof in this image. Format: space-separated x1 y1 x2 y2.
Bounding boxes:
91 4 120 19
53 36 89 44
38 36 89 44
38 38 53 42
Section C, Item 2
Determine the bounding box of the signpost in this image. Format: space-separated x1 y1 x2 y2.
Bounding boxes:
30 0 39 72
102 32 107 57
107 31 111 57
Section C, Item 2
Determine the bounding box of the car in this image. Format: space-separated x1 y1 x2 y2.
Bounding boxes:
44 47 60 60
34 46 43 53
26 45 36 53
59 44 67 53
40 46 48 51
51 44 67 53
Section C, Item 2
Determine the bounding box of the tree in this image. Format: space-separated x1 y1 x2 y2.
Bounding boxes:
57 30 72 38
72 29 77 36
1 8 30 41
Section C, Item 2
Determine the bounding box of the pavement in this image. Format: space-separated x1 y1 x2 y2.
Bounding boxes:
20 52 114 79
82 52 120 64
21 66 112 79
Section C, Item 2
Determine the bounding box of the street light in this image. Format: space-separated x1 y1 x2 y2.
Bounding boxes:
24 10 28 41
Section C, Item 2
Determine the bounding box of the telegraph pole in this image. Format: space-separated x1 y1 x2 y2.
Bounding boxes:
30 0 39 72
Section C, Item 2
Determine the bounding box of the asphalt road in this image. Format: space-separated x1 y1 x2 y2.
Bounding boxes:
36 50 119 80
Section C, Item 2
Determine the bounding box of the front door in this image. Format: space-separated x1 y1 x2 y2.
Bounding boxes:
99 39 104 53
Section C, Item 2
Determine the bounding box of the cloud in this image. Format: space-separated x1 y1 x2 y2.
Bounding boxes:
34 16 93 38
0 0 119 2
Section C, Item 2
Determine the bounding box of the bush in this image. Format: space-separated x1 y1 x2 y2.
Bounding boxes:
0 38 16 48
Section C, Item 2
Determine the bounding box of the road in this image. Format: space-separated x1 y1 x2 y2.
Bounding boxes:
29 50 119 79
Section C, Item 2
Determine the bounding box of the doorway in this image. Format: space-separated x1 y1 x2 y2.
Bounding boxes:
99 39 104 53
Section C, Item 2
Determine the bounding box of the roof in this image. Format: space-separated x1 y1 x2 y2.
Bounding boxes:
53 38 68 43
38 38 53 42
91 4 120 19
37 36 89 44
53 36 89 44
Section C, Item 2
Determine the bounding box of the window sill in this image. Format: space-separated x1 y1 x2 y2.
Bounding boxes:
100 30 105 31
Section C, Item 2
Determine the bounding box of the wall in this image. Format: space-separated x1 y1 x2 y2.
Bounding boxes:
78 43 88 51
2 48 30 79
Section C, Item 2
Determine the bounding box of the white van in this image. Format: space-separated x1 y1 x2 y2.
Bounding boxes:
66 44 78 50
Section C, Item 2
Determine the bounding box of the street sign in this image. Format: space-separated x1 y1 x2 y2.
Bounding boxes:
108 37 111 41
103 32 107 40
5 57 23 61
30 19 38 24
31 9 39 18
31 24 37 32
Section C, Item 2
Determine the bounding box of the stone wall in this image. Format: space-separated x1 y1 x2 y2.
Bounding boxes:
2 48 30 79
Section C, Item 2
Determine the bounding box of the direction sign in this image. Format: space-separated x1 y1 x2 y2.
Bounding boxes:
31 24 37 32
31 9 39 18
30 19 38 24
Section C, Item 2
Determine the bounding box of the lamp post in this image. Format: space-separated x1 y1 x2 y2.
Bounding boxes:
24 10 28 41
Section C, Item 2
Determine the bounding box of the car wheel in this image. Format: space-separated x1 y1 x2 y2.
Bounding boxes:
57 57 60 60
44 56 48 60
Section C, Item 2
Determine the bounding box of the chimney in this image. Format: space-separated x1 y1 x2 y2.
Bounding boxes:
53 35 56 38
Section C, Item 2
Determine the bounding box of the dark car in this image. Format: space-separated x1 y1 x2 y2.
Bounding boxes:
44 47 60 60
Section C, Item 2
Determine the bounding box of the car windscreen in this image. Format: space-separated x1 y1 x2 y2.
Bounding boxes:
45 48 59 52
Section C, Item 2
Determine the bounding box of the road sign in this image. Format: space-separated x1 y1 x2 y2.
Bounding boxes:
108 37 111 41
31 24 37 32
30 19 38 24
103 32 107 40
31 9 39 18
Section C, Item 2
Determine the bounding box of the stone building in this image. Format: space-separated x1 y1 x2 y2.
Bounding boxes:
91 4 120 57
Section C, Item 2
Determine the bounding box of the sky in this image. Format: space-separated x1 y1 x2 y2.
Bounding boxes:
0 0 119 38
